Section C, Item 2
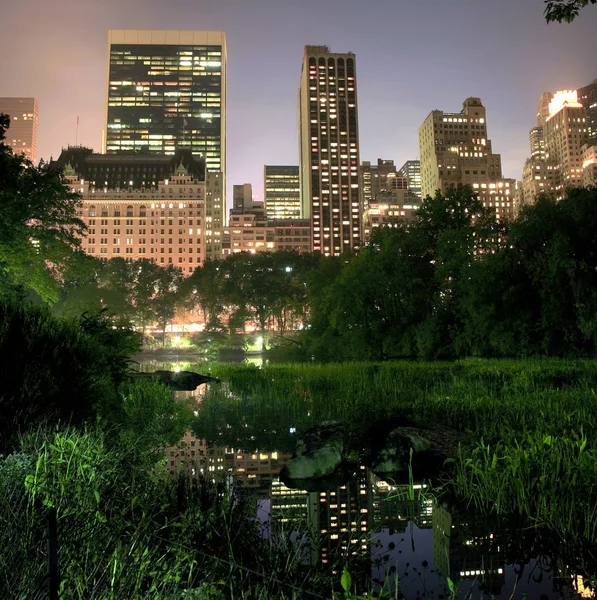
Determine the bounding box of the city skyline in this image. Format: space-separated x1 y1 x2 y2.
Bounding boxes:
1 0 596 207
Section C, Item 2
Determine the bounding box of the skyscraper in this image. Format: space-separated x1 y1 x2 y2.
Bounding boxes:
264 166 301 220
298 45 361 256
360 159 398 211
578 79 597 143
398 159 422 201
0 97 38 164
104 29 226 183
419 97 516 220
521 87 593 203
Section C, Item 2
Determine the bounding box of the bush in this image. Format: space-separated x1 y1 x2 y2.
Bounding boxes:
0 301 141 451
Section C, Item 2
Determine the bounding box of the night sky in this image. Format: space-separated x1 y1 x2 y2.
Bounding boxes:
1 0 596 205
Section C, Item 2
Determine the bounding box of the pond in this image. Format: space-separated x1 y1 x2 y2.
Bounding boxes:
137 357 597 599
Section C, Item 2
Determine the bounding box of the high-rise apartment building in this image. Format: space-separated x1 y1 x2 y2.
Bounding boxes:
521 86 594 203
104 29 226 195
398 160 422 201
205 171 224 261
543 91 587 195
298 45 361 255
264 166 301 220
0 97 38 164
360 159 398 210
419 97 516 220
578 79 597 143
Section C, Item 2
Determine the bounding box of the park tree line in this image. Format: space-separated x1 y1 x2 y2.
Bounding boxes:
306 185 597 360
16 183 597 360
3 110 597 359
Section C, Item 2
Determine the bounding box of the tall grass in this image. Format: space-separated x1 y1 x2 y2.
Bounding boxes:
192 359 597 542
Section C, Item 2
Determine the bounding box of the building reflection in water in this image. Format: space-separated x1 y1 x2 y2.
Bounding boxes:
164 429 595 599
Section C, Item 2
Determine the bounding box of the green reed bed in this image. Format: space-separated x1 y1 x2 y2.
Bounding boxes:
194 359 597 542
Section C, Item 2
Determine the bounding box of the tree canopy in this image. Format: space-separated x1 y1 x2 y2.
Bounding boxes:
544 0 597 22
0 113 85 303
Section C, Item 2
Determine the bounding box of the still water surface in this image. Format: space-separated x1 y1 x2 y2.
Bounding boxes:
138 357 596 599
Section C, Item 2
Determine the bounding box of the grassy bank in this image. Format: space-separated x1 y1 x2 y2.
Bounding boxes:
194 359 597 543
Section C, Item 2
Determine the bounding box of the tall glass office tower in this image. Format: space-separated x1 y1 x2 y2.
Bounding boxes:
104 30 226 179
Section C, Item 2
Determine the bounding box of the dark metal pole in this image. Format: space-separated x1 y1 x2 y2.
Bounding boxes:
47 506 59 600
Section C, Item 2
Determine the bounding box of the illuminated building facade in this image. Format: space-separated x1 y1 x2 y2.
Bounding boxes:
582 144 597 186
419 97 516 220
298 45 362 255
264 166 301 220
398 159 422 201
522 87 593 203
307 469 371 569
543 90 587 196
578 79 597 144
0 97 38 164
222 211 276 255
205 171 224 261
270 479 310 528
105 29 226 192
54 148 207 274
360 159 398 211
273 219 312 252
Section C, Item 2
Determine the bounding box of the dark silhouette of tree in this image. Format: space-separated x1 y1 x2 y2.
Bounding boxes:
544 0 596 22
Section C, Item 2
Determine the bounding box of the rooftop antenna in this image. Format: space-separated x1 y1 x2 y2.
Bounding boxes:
75 116 79 147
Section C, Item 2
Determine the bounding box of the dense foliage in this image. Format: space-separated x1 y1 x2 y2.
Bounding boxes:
544 0 597 22
0 114 86 304
0 302 141 452
304 186 597 360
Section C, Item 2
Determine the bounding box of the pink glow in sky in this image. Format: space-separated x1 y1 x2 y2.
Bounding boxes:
1 0 595 210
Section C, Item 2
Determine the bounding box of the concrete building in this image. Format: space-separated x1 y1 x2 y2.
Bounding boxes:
521 87 593 203
222 212 276 255
205 171 224 261
264 165 301 220
104 30 226 200
578 78 597 144
0 97 38 164
582 144 597 186
419 97 516 220
398 159 422 201
273 219 311 252
232 183 254 211
54 148 206 275
543 90 587 196
360 159 419 242
298 45 361 255
360 159 398 211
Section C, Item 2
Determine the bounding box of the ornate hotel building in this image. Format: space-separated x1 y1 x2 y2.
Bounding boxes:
53 148 219 273
419 97 516 220
298 46 362 255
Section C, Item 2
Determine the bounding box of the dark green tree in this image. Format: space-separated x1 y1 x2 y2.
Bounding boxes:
182 259 226 331
544 0 596 22
0 302 141 452
151 264 185 346
0 114 86 303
